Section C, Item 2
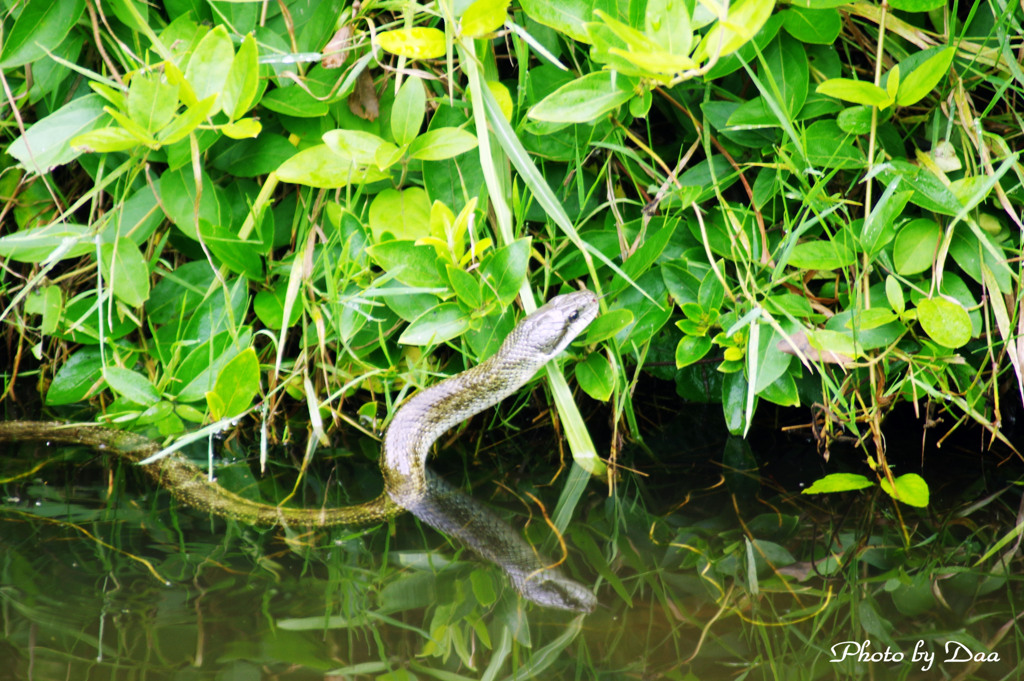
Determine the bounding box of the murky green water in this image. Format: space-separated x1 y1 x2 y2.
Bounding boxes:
2 415 1022 680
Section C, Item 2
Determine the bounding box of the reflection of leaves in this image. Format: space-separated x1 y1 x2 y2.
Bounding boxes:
376 569 439 613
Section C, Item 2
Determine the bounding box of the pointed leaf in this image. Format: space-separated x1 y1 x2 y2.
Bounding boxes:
896 47 954 107
206 347 260 419
528 71 634 123
99 237 150 306
816 78 892 108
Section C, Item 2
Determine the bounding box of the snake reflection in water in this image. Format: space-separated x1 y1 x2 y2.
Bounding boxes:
0 290 600 612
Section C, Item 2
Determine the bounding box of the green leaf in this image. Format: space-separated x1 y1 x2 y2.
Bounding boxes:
860 180 912 254
7 94 111 172
399 303 471 345
675 335 712 368
276 144 390 189
696 0 775 61
481 238 530 305
518 0 594 43
836 105 875 135
24 285 63 335
222 33 260 120
698 270 725 311
758 370 799 407
948 176 993 212
888 0 944 8
174 329 253 403
368 188 431 241
721 370 748 435
0 0 86 68
751 325 792 393
470 570 497 606
585 309 633 344
590 9 697 77
528 71 635 123
323 129 388 165
845 308 898 331
221 118 262 139
609 220 676 294
885 275 905 315
157 94 216 145
127 72 180 133
0 223 93 263
461 0 511 37
260 86 330 117
105 107 158 146
103 184 162 246
198 220 263 281
759 34 809 118
574 353 614 401
916 297 971 349
103 366 160 406
886 64 900 103
781 7 841 44
803 119 865 169
45 346 103 406
646 0 693 56
879 160 962 215
159 166 223 240
407 127 478 161
100 237 151 307
366 241 445 288
392 76 426 147
56 292 138 344
880 473 930 507
71 126 143 152
629 89 652 117
446 265 483 309
893 218 941 275
184 25 235 116
787 239 857 270
377 28 446 59
948 223 1013 294
816 78 892 108
206 347 260 420
254 285 303 330
807 329 861 359
896 47 954 107
802 473 874 494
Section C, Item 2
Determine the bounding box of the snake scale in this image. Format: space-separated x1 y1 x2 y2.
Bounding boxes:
0 290 600 612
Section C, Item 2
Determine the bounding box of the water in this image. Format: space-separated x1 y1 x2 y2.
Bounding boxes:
1 411 1021 680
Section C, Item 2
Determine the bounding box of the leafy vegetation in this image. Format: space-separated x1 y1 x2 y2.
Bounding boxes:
3 0 1023 497
3 0 1024 676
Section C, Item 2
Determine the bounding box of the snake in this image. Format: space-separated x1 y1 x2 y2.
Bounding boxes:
0 290 600 612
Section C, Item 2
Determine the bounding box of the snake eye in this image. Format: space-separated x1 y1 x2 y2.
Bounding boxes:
567 310 581 323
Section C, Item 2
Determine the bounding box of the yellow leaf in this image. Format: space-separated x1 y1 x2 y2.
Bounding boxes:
377 28 446 59
222 118 262 139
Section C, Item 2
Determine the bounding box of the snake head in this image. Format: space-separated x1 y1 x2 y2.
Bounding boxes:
520 290 600 360
518 571 598 613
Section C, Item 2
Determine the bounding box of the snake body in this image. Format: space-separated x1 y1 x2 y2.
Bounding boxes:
0 290 599 612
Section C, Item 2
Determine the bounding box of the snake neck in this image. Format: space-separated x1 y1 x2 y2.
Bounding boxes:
382 356 536 503
380 342 547 507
